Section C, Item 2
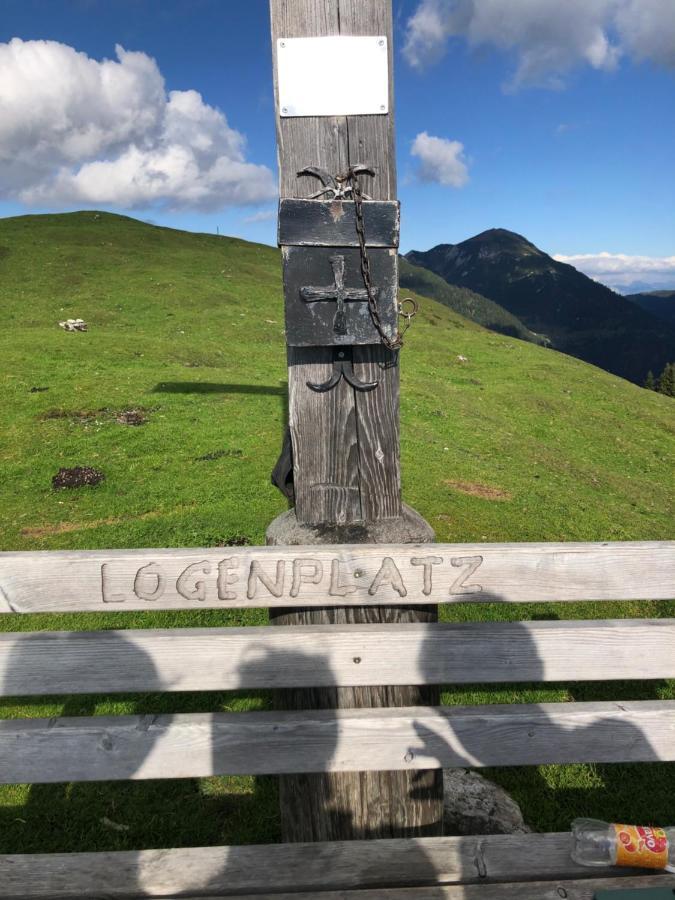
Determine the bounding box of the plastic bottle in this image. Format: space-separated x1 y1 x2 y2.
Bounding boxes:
571 818 675 872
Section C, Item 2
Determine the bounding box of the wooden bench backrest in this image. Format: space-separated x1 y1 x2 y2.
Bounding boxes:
0 541 673 786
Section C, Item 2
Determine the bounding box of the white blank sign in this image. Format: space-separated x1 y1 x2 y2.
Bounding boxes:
277 36 389 117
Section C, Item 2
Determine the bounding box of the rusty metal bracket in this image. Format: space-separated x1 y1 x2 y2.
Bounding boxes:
298 165 374 200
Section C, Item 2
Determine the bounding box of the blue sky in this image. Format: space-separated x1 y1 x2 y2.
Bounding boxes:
1 0 674 290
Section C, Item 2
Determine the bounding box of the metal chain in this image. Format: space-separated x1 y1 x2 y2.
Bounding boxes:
337 167 417 351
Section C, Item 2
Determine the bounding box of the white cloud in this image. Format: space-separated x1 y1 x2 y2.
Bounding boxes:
0 39 276 210
403 0 674 89
243 208 277 224
411 132 470 187
615 0 675 67
554 251 675 291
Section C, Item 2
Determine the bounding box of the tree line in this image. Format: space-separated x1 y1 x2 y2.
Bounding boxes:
644 363 675 397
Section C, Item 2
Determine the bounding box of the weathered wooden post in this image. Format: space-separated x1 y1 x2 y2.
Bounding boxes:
267 0 443 841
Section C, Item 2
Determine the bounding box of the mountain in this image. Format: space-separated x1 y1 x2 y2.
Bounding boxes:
399 256 547 345
406 229 675 384
625 289 675 327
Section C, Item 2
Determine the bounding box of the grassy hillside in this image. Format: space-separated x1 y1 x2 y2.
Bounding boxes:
399 255 546 346
0 211 673 853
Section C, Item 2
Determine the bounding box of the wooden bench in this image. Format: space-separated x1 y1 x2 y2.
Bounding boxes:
0 540 673 898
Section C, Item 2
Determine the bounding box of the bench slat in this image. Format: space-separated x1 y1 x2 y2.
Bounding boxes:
226 875 675 899
1 541 672 612
0 833 663 897
1 619 673 697
1 700 672 784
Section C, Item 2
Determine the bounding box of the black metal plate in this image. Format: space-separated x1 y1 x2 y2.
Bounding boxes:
283 246 398 346
278 199 400 248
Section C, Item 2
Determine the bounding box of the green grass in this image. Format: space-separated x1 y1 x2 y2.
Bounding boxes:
0 211 673 852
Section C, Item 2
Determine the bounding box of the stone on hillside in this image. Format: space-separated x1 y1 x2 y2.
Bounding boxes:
59 318 87 332
443 768 532 835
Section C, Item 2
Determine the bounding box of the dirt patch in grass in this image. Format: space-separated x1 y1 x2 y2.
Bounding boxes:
20 518 118 538
214 534 251 546
40 406 153 426
20 506 191 538
195 448 244 461
116 409 147 426
40 408 106 424
52 466 105 489
444 480 512 501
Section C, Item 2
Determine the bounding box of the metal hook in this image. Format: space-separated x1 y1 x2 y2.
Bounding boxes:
307 347 378 393
298 165 374 200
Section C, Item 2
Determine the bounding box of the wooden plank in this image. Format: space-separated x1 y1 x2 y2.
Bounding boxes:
1 541 672 612
1 619 673 697
269 0 436 844
228 875 675 899
271 0 402 525
341 0 397 202
0 834 665 897
1 701 672 783
278 199 400 247
353 342 401 519
271 0 362 526
287 346 362 522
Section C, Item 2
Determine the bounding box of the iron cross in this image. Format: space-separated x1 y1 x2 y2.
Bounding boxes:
300 254 379 335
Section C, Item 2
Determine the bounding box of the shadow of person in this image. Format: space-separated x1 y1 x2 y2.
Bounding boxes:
1 601 666 896
406 596 667 884
0 630 164 855
227 642 449 896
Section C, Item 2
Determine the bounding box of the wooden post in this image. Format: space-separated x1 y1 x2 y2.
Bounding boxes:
267 0 443 841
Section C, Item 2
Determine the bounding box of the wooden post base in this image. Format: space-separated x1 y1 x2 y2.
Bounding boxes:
267 507 444 842
266 504 435 546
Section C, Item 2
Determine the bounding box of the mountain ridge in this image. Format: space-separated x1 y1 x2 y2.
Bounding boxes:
626 289 675 327
398 255 547 345
406 229 675 384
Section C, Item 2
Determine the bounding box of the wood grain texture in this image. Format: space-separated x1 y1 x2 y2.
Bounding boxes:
271 0 401 525
1 541 672 612
340 0 396 202
1 700 672 784
354 343 401 520
1 619 673 697
269 0 425 842
228 875 675 900
269 601 441 841
288 346 362 522
0 833 668 897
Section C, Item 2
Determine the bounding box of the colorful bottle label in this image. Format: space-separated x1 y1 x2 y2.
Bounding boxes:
613 824 668 869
